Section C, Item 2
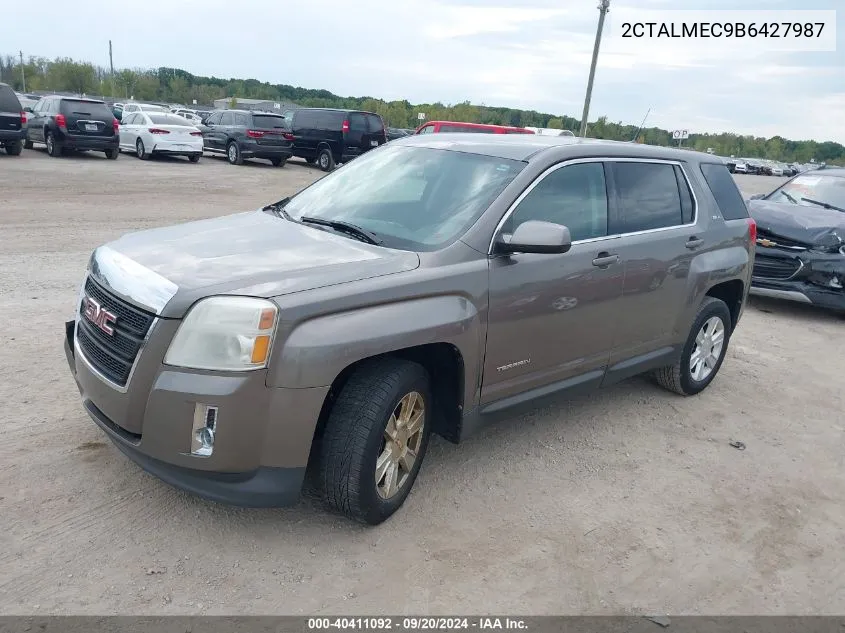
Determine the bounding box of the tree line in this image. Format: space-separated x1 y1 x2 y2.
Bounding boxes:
1 53 842 164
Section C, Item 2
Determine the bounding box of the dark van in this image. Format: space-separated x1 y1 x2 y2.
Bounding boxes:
282 108 387 171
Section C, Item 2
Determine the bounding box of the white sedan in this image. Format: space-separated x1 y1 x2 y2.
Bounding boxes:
119 112 204 162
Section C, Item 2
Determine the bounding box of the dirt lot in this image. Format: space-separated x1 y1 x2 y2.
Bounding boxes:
1 149 843 616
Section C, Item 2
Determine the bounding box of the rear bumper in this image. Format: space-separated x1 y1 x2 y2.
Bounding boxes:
64 318 327 507
59 132 119 150
152 139 204 155
0 129 26 142
239 140 293 159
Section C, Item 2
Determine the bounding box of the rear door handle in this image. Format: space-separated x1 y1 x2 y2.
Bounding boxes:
592 253 619 267
686 236 704 249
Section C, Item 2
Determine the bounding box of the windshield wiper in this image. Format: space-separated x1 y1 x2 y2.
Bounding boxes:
300 216 383 245
801 197 845 213
264 197 292 220
779 190 799 204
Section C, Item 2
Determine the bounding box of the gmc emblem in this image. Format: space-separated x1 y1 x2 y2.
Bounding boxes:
83 296 117 336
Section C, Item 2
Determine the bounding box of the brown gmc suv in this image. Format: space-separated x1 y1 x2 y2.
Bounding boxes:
65 135 756 524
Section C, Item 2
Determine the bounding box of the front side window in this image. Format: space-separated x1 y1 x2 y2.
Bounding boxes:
283 145 525 251
417 125 434 134
612 162 684 232
504 162 608 242
220 112 234 125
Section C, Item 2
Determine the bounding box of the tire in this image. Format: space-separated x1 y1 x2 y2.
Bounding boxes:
104 148 119 160
46 131 62 157
23 138 33 150
226 141 243 165
317 147 335 172
188 154 201 163
270 157 286 167
136 138 148 160
654 296 732 396
5 140 23 156
319 359 433 525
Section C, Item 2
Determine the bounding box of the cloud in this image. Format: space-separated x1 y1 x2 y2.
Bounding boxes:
0 0 842 143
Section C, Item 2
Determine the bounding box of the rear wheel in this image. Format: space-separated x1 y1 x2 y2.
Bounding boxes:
318 359 432 525
5 140 23 155
46 131 62 157
227 141 243 165
270 157 286 167
136 138 148 160
188 154 201 163
105 148 118 160
654 297 732 396
317 147 335 172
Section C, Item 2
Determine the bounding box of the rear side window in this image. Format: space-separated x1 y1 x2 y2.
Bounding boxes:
220 112 234 125
348 113 367 132
612 162 683 232
0 85 21 112
61 100 113 119
699 163 749 220
253 115 285 129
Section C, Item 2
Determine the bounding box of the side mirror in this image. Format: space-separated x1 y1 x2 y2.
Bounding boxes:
749 193 765 200
495 220 572 255
24 106 33 113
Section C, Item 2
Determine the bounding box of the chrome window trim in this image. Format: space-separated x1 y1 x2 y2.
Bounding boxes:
488 157 700 254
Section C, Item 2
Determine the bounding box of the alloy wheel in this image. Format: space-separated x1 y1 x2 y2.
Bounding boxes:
375 391 425 500
690 316 725 382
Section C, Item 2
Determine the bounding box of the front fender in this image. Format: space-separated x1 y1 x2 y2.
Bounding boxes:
266 295 483 400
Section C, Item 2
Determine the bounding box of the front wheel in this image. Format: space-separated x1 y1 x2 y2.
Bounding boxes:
654 296 732 396
317 148 335 172
318 359 432 525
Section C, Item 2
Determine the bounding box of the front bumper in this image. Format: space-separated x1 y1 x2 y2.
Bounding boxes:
751 247 845 311
64 319 328 507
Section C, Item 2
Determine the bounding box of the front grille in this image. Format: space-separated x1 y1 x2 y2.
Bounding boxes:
76 277 155 387
752 254 802 281
756 229 810 250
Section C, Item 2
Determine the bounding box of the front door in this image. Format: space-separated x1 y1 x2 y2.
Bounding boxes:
482 160 624 405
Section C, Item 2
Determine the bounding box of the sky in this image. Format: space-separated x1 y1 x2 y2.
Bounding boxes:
3 0 843 143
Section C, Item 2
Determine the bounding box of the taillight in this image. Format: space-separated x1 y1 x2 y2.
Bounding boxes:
283 132 294 141
341 120 350 133
246 129 265 138
748 218 757 242
148 128 170 135
190 131 203 137
113 119 119 132
20 111 26 125
55 114 67 129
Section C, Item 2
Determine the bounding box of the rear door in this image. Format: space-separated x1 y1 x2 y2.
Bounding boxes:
119 113 140 149
345 112 368 157
251 113 290 148
606 160 700 365
61 99 115 139
202 112 222 150
0 85 23 136
364 112 387 149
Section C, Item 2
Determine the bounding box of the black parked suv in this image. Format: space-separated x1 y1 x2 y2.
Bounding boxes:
201 110 293 166
0 82 26 156
281 108 387 171
25 95 119 159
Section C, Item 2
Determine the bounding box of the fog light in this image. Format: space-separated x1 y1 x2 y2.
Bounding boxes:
830 276 842 289
191 404 218 457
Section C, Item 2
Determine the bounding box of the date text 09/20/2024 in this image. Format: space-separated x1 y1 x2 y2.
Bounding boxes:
307 618 528 630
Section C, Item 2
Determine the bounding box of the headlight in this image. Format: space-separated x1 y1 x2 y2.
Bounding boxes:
164 296 278 371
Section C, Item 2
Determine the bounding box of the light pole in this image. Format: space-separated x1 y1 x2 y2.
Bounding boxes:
19 50 26 93
579 0 610 137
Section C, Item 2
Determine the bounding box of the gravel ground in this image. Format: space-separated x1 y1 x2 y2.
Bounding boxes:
1 150 843 616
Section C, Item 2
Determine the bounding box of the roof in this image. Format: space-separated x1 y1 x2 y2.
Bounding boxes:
225 109 284 116
44 95 106 104
815 167 845 177
392 133 726 164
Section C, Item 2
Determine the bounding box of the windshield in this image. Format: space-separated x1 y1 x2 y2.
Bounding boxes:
767 173 845 211
283 145 525 251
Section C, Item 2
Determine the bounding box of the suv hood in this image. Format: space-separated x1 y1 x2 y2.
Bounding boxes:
748 199 845 249
89 210 420 318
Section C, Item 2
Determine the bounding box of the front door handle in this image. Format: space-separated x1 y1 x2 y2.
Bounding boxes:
686 236 704 249
592 252 619 268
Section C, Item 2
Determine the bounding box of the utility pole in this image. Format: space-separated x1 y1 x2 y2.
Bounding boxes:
108 40 115 97
19 50 26 93
579 0 610 137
